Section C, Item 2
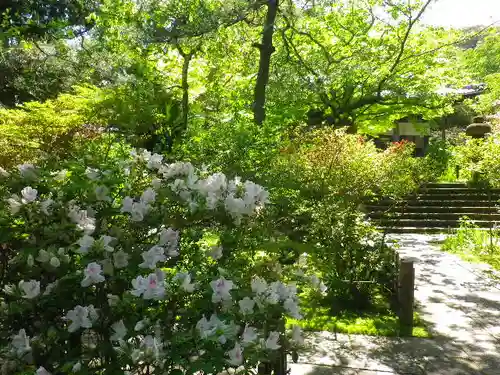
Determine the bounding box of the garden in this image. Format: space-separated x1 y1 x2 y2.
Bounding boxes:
1 0 500 374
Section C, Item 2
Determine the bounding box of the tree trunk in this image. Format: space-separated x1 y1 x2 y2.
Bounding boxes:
253 0 278 125
181 52 193 130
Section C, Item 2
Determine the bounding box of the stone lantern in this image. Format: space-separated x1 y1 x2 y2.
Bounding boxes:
465 116 492 138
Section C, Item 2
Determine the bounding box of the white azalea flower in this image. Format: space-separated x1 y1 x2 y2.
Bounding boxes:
226 342 244 366
120 196 134 213
52 169 68 181
77 235 95 254
107 294 120 306
142 334 163 359
113 250 129 269
265 331 281 350
266 291 280 305
134 319 149 331
11 329 31 357
271 281 296 301
18 163 36 178
159 161 194 179
151 178 162 190
147 153 163 169
81 262 105 287
291 325 304 345
72 362 82 372
36 249 50 263
310 275 320 287
238 297 255 315
6 195 22 214
19 280 40 299
241 325 258 346
196 315 211 337
139 245 166 269
131 271 165 300
319 281 328 293
179 274 196 292
141 149 152 161
87 305 99 321
224 195 247 222
64 305 94 332
85 167 100 180
208 245 223 260
100 235 116 252
110 320 127 341
131 201 148 222
36 366 51 375
251 276 268 295
49 256 61 268
43 281 58 295
210 277 236 303
95 185 111 201
68 206 96 234
284 298 302 319
20 187 37 204
158 227 179 247
0 166 9 177
40 198 54 215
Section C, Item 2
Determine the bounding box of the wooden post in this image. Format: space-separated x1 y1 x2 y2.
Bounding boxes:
398 259 415 336
393 252 400 294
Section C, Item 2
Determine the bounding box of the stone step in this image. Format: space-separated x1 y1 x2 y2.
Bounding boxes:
420 187 500 194
376 219 494 228
378 226 456 234
368 212 500 221
403 200 497 207
424 183 467 188
413 193 500 201
365 205 499 214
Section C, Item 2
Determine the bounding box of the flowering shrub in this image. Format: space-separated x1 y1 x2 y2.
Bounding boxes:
0 145 318 374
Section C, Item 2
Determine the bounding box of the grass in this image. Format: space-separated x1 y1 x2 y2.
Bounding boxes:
442 220 500 272
288 291 431 338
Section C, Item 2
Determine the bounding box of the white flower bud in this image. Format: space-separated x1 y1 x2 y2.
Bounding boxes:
26 255 34 267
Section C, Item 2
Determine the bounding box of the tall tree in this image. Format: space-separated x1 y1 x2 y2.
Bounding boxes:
253 0 279 125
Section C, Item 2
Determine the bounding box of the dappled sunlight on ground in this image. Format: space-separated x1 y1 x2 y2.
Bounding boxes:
289 234 500 374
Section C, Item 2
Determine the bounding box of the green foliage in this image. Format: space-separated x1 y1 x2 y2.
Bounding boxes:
0 82 183 167
442 218 500 271
463 29 500 80
1 0 99 40
93 77 182 152
470 73 500 115
451 132 500 187
0 42 80 107
0 86 101 167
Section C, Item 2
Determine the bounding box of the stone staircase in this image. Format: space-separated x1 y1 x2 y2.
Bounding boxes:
366 183 500 233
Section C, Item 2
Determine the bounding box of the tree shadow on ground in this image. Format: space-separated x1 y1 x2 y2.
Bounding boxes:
291 234 500 374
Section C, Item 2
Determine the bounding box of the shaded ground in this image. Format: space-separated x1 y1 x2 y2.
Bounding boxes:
289 234 500 374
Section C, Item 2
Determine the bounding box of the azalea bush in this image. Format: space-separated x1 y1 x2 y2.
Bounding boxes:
258 129 399 310
0 139 320 375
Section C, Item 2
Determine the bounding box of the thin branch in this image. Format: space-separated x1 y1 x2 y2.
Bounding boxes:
387 0 433 75
400 20 500 63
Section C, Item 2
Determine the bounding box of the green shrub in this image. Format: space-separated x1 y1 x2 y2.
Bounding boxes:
0 85 101 167
451 132 500 187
